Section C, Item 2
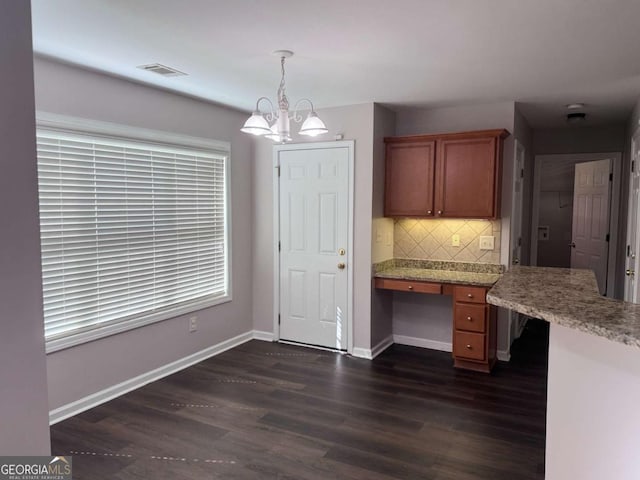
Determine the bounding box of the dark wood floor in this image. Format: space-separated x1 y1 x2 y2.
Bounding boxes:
51 320 549 479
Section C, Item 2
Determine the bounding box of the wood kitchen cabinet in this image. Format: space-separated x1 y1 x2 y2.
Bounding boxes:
384 129 509 219
452 285 497 373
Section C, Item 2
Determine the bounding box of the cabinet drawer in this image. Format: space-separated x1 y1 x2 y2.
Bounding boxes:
454 286 487 304
454 303 487 333
454 331 486 361
374 278 442 294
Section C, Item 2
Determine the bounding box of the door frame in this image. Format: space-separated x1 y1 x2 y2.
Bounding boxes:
624 128 640 302
530 152 622 297
272 140 355 354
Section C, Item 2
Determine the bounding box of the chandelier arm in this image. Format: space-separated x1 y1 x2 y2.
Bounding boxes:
255 96 277 122
291 98 315 123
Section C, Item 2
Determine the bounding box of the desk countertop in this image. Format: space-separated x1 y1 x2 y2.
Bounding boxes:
373 259 503 288
487 266 640 348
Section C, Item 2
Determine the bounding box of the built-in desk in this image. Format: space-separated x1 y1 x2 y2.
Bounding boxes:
374 259 503 373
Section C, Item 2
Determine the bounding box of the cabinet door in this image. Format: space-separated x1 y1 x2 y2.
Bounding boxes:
435 136 498 218
384 142 435 216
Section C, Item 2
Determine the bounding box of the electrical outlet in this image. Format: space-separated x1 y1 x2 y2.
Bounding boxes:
451 234 460 247
479 236 495 250
189 316 198 332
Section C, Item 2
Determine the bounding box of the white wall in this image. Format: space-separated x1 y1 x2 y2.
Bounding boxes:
546 324 640 479
251 103 376 352
0 2 51 454
393 102 516 356
34 57 254 410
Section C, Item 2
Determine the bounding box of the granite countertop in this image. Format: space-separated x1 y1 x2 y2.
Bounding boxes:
487 266 640 348
373 259 503 287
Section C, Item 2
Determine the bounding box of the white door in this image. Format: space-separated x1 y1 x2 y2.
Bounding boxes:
625 135 640 302
571 159 612 295
278 143 352 350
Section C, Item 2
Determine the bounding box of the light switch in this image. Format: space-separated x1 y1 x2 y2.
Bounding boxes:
451 234 460 247
479 235 495 250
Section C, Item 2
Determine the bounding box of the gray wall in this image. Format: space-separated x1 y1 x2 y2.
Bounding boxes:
34 57 254 410
0 2 51 454
393 102 516 354
251 103 376 352
370 104 396 348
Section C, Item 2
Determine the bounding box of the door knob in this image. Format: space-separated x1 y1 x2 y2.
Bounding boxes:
512 258 520 265
569 242 576 248
338 263 346 270
626 269 635 277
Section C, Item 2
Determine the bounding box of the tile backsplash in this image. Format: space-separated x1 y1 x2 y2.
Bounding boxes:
394 218 501 264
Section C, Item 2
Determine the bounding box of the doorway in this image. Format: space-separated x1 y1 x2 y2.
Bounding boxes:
273 141 355 352
530 152 622 297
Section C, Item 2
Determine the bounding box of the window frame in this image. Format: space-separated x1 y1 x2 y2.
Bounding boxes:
36 112 233 354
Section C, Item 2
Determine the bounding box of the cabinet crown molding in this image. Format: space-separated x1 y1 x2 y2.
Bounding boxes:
384 128 510 144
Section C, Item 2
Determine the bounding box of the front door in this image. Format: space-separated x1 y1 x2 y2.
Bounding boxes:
277 143 352 350
571 159 612 294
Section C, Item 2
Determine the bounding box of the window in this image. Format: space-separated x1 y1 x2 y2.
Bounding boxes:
36 114 230 353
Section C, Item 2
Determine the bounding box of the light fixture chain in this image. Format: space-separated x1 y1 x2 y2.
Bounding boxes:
277 55 289 112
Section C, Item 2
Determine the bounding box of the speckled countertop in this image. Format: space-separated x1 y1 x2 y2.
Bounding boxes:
374 259 503 287
487 266 640 348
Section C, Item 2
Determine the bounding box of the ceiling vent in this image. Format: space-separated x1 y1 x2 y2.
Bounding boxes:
137 63 187 77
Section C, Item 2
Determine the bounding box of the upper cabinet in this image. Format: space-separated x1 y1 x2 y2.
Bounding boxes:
384 129 509 219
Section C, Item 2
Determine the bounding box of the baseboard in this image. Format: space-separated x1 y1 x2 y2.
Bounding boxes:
252 330 274 342
371 334 394 359
393 335 452 352
497 349 511 362
351 347 373 360
49 330 254 425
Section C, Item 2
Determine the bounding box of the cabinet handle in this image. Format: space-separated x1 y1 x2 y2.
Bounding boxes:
408 285 413 290
466 316 472 321
466 344 472 349
437 210 443 215
427 210 432 215
467 293 473 298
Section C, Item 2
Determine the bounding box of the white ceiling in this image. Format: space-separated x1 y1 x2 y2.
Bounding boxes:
31 0 640 128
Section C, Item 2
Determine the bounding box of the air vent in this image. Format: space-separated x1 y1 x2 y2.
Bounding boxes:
137 63 187 77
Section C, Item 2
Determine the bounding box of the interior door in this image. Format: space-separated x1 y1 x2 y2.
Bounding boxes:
625 136 640 302
571 159 612 295
278 144 350 350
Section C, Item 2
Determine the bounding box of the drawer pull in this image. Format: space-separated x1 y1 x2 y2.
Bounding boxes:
466 344 472 349
408 285 413 290
467 316 472 321
467 293 473 298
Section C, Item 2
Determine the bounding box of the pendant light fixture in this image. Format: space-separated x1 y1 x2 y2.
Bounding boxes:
241 50 328 143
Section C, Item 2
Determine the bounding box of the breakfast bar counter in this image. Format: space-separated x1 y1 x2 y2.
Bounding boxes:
486 265 640 480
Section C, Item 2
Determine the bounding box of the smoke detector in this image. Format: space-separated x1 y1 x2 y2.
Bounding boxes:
137 63 187 77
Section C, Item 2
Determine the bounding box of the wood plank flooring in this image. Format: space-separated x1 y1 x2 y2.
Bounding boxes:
51 320 548 479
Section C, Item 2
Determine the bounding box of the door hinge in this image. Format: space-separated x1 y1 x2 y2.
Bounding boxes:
609 173 613 181
520 168 524 178
517 237 522 247
606 233 610 242
278 314 281 325
633 161 635 173
276 165 281 177
278 241 281 252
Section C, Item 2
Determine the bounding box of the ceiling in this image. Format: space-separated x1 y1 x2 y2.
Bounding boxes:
31 0 640 128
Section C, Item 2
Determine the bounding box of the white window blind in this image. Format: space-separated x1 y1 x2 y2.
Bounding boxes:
36 125 229 349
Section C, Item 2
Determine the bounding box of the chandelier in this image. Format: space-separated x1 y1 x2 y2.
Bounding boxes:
241 50 328 143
